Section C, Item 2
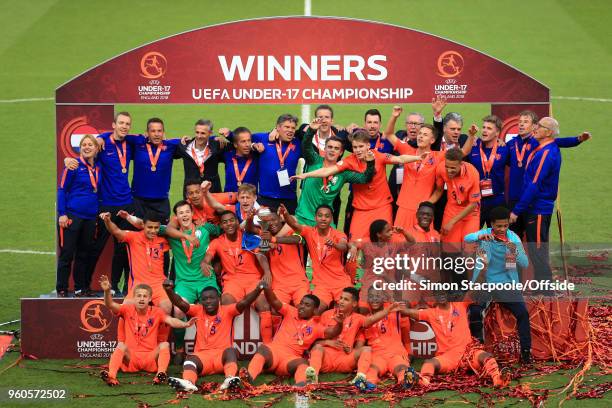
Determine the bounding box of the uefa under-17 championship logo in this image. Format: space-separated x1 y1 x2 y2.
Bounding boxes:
437 51 464 78
80 300 113 333
140 52 167 79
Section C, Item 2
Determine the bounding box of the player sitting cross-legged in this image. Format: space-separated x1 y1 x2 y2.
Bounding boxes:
98 275 196 386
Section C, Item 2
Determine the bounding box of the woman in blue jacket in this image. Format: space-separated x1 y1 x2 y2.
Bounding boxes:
56 135 101 297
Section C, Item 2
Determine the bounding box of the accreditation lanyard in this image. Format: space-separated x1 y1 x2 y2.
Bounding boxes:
191 145 210 176
275 141 293 168
373 135 383 151
79 157 99 193
146 143 162 171
180 226 196 263
232 156 252 186
525 139 554 169
110 137 128 173
479 140 499 179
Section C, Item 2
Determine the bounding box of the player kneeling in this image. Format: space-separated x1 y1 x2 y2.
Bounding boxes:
162 280 262 392
402 291 511 388
99 275 196 386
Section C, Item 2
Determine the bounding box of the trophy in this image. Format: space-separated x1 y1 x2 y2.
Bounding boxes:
257 207 273 253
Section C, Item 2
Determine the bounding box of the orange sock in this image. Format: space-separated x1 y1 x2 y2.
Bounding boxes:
420 362 435 386
183 368 198 384
309 347 324 375
248 353 265 380
395 367 405 383
294 364 307 385
157 347 170 373
108 348 124 378
482 357 501 382
259 311 273 343
224 361 238 377
356 348 371 374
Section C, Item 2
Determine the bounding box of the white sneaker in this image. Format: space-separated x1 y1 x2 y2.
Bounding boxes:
305 366 318 384
168 376 198 392
219 376 241 391
349 372 366 385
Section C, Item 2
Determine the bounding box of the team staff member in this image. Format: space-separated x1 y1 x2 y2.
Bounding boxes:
466 115 509 227
99 275 195 386
56 135 100 297
510 117 564 289
296 118 375 227
220 127 261 192
506 110 590 237
64 112 135 295
128 118 181 222
294 131 424 242
164 281 262 392
245 282 344 386
252 114 301 213
177 119 225 194
464 206 531 364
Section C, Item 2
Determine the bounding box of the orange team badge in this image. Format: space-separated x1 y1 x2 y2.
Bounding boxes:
140 52 167 79
437 51 464 78
80 300 113 333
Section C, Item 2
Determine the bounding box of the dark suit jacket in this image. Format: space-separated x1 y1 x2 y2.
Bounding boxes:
176 138 225 193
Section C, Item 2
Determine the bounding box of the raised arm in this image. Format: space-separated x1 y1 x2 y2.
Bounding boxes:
117 210 144 230
383 106 403 146
100 212 128 241
162 280 190 314
462 124 478 157
201 181 227 214
278 203 303 234
261 281 283 313
99 275 121 313
291 164 339 181
398 306 420 320
302 120 320 165
364 303 400 327
235 284 264 314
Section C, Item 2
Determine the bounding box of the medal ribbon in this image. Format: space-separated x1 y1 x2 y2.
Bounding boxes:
79 157 99 192
146 143 162 170
191 145 210 175
514 137 529 167
110 137 128 172
181 226 196 263
232 157 252 185
479 140 498 178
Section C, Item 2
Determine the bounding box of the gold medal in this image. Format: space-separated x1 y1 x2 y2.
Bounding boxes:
93 189 97 193
122 168 127 173
457 199 462 205
297 338 304 346
151 166 156 172
517 161 522 168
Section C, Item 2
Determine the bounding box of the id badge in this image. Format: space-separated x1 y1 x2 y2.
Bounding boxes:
396 167 404 184
277 169 290 187
480 179 493 197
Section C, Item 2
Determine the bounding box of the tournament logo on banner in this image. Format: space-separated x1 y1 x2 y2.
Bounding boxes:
80 300 113 333
433 50 469 99
138 51 172 101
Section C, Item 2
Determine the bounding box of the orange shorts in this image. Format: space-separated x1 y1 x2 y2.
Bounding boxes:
350 204 393 242
268 346 303 376
190 349 226 375
320 348 356 373
370 349 410 376
394 207 416 231
126 283 170 306
222 278 260 301
273 283 310 306
312 281 350 307
434 349 478 373
440 211 480 250
121 350 158 373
